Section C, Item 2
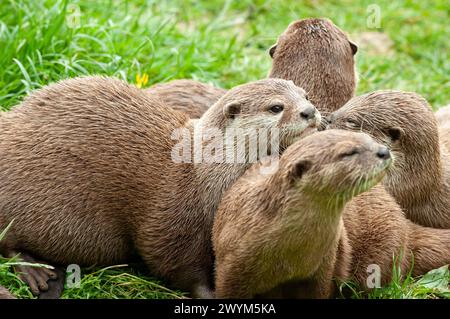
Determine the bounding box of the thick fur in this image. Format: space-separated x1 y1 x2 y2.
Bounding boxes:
342 185 450 287
213 130 450 298
329 91 450 228
146 79 226 118
0 76 318 297
145 18 356 119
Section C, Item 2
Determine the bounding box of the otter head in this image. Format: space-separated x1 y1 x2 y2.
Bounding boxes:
269 18 357 114
277 129 391 208
199 78 321 159
327 91 441 202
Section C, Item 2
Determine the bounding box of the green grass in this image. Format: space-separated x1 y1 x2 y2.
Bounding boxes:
0 0 449 299
338 262 450 299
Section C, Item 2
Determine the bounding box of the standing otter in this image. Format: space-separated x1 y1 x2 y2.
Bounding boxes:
0 76 320 298
213 130 450 298
328 91 450 228
146 18 357 119
0 285 15 299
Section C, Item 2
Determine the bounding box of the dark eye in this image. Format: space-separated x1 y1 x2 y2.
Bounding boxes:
345 119 359 128
340 148 360 158
305 94 309 101
269 104 284 114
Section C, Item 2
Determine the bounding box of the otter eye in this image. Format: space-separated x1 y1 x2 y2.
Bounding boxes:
345 119 359 129
340 148 360 158
305 94 309 101
269 104 284 114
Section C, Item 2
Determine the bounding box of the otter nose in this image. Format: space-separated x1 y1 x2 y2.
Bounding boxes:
376 146 391 160
300 106 316 120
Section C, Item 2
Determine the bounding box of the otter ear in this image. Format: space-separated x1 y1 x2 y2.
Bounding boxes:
387 127 402 142
269 44 277 58
289 160 312 181
223 103 241 119
349 40 358 55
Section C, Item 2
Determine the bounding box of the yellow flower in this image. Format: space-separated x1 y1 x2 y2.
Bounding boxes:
136 73 149 88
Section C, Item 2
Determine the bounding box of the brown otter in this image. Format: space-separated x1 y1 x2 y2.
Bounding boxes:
146 18 357 119
0 76 320 298
343 185 450 289
214 129 388 298
213 129 450 298
328 91 450 228
0 285 15 299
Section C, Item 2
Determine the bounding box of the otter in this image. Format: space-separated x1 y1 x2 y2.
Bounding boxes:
0 76 320 298
146 18 357 119
213 130 450 298
0 285 15 299
328 91 450 228
214 130 388 298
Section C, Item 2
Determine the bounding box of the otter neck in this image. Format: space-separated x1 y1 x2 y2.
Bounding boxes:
194 162 250 211
385 144 449 228
272 186 345 275
187 117 253 218
270 176 346 246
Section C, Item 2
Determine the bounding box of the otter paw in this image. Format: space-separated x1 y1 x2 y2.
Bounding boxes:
9 251 58 296
38 266 66 299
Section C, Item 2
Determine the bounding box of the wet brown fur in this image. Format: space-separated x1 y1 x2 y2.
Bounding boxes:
342 185 450 287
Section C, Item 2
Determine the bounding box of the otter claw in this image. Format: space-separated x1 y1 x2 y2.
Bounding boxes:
6 250 58 296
